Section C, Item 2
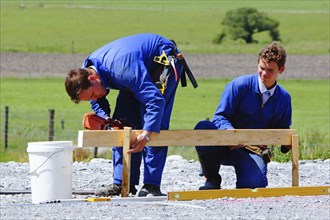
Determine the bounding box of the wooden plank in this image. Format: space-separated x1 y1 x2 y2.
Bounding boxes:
147 129 297 146
291 134 300 186
78 130 123 148
121 127 131 197
168 186 330 201
78 129 298 147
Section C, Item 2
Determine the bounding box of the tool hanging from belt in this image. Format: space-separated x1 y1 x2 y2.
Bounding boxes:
245 145 272 163
153 50 177 94
172 50 198 89
153 49 198 94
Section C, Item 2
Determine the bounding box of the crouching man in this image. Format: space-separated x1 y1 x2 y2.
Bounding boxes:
195 41 292 189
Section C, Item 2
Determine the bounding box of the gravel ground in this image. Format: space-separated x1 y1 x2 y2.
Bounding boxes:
0 53 329 219
0 52 329 79
0 156 329 220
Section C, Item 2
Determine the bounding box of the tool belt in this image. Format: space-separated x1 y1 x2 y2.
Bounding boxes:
245 145 272 163
151 41 198 95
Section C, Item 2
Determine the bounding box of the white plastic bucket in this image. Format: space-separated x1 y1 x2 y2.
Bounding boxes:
27 141 74 204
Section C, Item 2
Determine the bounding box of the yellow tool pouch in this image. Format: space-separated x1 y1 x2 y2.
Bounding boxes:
153 50 175 95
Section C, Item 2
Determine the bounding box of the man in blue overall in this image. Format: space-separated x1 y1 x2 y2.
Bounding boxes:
65 33 196 197
195 41 292 190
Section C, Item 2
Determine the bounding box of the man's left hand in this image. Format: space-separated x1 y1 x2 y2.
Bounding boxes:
128 131 151 153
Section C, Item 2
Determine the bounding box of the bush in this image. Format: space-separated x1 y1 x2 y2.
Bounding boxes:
215 7 280 44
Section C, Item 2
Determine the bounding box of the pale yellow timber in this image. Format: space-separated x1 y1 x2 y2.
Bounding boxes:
168 186 330 201
78 129 298 147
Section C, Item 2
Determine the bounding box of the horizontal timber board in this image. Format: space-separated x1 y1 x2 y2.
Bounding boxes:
78 130 123 147
78 129 297 148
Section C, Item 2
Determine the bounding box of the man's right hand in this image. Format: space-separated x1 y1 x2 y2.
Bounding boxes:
229 144 245 150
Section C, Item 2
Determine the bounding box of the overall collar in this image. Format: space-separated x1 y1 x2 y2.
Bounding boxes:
258 76 277 96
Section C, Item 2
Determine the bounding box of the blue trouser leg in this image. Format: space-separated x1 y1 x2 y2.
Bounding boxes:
195 120 268 188
142 63 183 186
112 90 142 185
112 63 182 186
230 149 268 188
112 147 142 185
195 120 222 189
142 146 168 186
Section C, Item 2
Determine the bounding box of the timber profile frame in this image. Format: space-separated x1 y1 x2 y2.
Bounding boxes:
78 128 300 197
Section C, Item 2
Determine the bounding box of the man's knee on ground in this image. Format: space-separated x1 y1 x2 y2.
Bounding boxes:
236 175 268 189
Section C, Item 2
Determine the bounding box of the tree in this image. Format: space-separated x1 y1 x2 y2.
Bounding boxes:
215 7 280 44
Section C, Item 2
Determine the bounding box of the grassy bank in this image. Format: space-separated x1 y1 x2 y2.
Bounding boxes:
0 78 329 162
1 0 329 54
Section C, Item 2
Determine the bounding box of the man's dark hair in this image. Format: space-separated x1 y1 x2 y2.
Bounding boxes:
64 68 91 103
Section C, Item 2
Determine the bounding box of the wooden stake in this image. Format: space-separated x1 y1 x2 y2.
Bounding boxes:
291 134 300 186
121 127 131 197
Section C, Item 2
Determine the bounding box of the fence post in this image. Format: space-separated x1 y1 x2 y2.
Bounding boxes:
4 106 9 150
94 147 98 158
48 109 55 141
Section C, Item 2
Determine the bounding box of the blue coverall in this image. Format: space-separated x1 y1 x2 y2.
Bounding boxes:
195 74 292 188
82 33 183 186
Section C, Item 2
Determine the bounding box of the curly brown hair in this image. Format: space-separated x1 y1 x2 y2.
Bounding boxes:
64 68 92 103
258 41 287 69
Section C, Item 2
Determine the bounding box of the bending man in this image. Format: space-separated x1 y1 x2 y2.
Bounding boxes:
65 33 192 197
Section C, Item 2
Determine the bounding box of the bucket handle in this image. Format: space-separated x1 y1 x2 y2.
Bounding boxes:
28 149 64 175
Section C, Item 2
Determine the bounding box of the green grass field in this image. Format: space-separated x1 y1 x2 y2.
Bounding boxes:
1 78 329 162
1 0 329 54
0 1 329 162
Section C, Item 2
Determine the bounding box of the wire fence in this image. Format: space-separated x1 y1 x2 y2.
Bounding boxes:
1 106 329 161
0 106 84 154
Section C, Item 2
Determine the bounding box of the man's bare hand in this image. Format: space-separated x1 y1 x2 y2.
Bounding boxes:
229 144 245 150
127 131 152 153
